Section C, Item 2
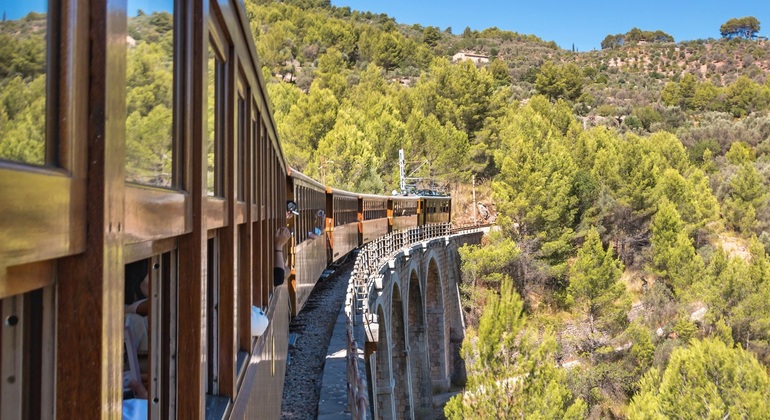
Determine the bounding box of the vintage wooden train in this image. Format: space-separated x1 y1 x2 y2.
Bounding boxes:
0 0 450 418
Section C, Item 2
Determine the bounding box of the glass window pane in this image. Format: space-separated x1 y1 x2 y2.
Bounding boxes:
0 2 48 165
207 44 221 196
125 1 174 187
237 94 246 202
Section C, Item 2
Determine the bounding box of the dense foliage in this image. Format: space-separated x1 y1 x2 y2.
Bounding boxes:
0 12 48 164
601 28 675 50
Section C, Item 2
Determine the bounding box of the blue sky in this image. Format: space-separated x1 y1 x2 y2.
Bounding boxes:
331 0 770 51
0 0 171 19
1 1 47 19
3 1 767 50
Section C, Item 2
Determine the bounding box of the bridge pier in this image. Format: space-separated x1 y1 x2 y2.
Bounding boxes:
359 231 483 419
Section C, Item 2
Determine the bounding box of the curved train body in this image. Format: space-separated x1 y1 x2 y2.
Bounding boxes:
0 1 450 418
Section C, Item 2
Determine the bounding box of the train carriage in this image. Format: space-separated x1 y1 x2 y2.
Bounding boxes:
419 196 453 225
327 188 360 262
391 195 420 231
287 168 328 316
360 194 390 244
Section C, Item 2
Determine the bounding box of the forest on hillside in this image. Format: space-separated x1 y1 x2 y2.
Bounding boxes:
245 1 770 418
1 1 769 417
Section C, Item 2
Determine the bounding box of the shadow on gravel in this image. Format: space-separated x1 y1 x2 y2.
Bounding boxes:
280 259 354 419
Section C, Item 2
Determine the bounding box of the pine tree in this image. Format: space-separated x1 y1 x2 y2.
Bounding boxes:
445 276 587 419
628 338 770 419
568 227 629 339
650 200 704 296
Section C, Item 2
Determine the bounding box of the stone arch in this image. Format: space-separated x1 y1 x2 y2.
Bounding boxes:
407 268 431 415
445 242 467 387
373 304 395 420
390 283 410 419
425 255 449 392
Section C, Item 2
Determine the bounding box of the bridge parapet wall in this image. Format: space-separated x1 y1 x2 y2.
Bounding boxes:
344 224 486 419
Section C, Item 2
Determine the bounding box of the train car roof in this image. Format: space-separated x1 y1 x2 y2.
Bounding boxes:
358 192 391 201
390 195 420 202
393 194 450 200
326 186 359 198
287 167 326 190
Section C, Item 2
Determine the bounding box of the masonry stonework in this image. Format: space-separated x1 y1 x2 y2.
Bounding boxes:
366 231 483 419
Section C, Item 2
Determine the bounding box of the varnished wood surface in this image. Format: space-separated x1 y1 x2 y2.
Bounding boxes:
206 196 228 230
1 261 55 301
332 223 359 262
124 185 191 244
124 237 178 264
362 219 389 245
293 236 328 315
235 202 247 224
0 168 85 286
56 0 127 416
393 215 419 231
229 285 290 419
176 0 209 417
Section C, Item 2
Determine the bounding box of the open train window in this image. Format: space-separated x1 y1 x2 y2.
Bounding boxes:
125 0 176 188
205 233 229 417
0 286 56 419
364 199 387 220
0 1 57 166
123 251 178 418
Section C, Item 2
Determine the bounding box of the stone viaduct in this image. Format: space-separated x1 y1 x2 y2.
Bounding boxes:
344 225 486 419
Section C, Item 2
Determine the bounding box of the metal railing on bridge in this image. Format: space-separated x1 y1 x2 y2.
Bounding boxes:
343 222 489 419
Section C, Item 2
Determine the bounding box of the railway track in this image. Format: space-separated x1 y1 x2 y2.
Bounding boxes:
281 258 355 419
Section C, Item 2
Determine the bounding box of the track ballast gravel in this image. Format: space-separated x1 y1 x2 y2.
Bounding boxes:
280 259 353 419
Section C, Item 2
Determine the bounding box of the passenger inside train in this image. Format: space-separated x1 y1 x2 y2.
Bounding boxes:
123 261 151 418
251 225 292 338
308 209 325 239
124 260 150 352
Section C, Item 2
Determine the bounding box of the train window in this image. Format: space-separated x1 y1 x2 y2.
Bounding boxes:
205 235 223 398
207 42 225 197
251 108 260 206
0 286 56 419
334 197 358 226
394 200 417 217
123 252 179 417
125 1 175 187
0 3 50 166
237 88 246 202
363 200 387 220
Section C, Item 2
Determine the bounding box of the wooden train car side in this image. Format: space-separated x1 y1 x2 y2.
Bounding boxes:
420 196 453 225
287 169 328 316
360 194 390 244
327 188 360 263
391 195 420 231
